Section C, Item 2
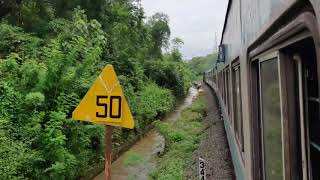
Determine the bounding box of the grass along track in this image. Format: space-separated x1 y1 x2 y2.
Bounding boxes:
150 93 207 180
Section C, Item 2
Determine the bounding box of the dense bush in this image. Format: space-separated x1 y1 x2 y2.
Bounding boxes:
145 59 194 97
0 1 194 179
135 83 174 126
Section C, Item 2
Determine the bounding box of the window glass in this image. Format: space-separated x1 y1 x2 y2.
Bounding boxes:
236 69 244 150
222 72 224 98
233 67 244 151
218 74 221 94
223 71 226 104
260 58 283 180
227 70 231 115
220 73 222 98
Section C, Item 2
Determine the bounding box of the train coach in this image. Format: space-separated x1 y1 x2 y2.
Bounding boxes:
204 0 320 180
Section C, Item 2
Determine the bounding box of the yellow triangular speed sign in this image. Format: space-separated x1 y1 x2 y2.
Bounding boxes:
72 65 134 129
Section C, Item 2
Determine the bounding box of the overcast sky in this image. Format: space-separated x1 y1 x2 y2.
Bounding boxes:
141 0 228 60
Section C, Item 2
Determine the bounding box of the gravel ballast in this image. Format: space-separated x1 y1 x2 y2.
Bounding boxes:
185 83 235 180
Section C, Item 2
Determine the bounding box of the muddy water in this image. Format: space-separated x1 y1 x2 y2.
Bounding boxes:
93 87 199 180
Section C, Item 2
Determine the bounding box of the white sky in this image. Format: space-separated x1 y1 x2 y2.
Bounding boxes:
141 0 228 59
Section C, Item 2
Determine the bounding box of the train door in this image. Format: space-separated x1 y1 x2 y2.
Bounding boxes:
281 37 320 180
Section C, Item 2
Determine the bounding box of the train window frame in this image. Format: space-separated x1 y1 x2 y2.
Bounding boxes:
215 73 218 85
276 51 305 180
226 65 232 121
249 28 316 180
220 71 224 99
219 72 221 98
228 67 233 125
232 60 245 157
255 51 285 180
280 52 309 180
250 59 262 180
222 70 225 105
279 37 320 180
224 69 227 106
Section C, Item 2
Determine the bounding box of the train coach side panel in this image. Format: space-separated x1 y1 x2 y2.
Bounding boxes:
221 0 297 66
222 0 242 64
240 0 296 47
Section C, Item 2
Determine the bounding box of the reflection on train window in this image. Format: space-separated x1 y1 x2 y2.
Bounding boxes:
233 66 244 153
260 58 283 180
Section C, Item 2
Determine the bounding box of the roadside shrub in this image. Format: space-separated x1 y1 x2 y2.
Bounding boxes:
135 83 174 129
145 59 194 97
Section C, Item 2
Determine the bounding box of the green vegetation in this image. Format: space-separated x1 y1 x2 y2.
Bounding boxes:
151 95 207 180
124 152 149 167
188 52 218 76
0 1 194 179
188 52 225 78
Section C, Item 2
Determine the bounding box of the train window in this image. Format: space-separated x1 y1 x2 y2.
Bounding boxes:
281 38 320 180
220 72 223 98
219 72 223 98
217 73 219 89
216 74 218 85
218 73 219 87
233 65 244 153
218 73 221 95
225 68 233 125
251 60 262 180
214 74 217 84
223 70 227 105
222 71 225 102
226 68 231 116
259 57 283 180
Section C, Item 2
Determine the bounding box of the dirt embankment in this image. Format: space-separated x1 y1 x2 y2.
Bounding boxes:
186 83 235 180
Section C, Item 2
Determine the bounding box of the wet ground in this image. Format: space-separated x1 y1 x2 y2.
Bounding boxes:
93 87 199 180
185 83 235 180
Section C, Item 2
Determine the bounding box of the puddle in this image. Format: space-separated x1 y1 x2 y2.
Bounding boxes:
93 86 199 180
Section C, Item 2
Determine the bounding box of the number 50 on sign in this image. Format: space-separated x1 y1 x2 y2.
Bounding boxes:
72 65 134 129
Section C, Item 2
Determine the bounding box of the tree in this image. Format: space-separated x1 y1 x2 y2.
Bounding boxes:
171 37 184 50
188 52 218 76
147 12 171 59
170 37 184 62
